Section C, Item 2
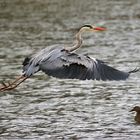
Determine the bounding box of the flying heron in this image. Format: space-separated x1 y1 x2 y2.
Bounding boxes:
0 24 139 91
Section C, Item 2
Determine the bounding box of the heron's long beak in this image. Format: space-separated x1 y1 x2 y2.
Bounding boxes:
93 26 106 31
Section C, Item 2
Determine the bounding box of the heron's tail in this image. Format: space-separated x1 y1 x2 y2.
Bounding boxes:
22 57 31 72
128 68 140 74
22 57 40 77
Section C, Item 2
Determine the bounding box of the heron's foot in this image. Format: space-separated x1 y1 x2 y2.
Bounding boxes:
0 76 28 92
0 81 18 91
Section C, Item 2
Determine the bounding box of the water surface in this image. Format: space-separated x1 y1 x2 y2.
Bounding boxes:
0 0 140 139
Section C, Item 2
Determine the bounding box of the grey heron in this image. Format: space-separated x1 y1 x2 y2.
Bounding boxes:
0 24 139 91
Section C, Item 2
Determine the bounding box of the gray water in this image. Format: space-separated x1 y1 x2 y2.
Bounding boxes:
0 0 140 139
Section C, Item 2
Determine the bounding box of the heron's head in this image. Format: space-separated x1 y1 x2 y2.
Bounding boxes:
79 24 106 33
130 106 140 112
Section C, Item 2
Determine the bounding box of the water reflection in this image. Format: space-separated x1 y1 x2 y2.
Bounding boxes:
0 0 140 139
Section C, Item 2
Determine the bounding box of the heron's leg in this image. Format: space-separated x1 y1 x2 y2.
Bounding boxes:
0 76 28 91
7 75 26 86
0 75 24 89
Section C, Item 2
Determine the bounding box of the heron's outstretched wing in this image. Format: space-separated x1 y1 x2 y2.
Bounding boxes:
22 46 64 77
39 49 130 81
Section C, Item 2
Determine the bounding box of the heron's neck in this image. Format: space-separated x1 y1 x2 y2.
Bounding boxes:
67 31 83 52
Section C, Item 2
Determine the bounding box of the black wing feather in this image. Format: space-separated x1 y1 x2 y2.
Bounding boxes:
39 49 131 81
97 61 129 80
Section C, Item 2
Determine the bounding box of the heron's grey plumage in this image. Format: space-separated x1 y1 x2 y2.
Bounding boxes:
1 24 139 92
22 46 132 81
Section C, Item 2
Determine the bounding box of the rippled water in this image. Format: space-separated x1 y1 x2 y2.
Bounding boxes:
0 0 140 139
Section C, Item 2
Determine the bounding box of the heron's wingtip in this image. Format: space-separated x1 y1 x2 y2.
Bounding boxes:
128 67 140 74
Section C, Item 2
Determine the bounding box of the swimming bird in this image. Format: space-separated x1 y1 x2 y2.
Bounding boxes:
130 106 140 124
0 24 139 91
